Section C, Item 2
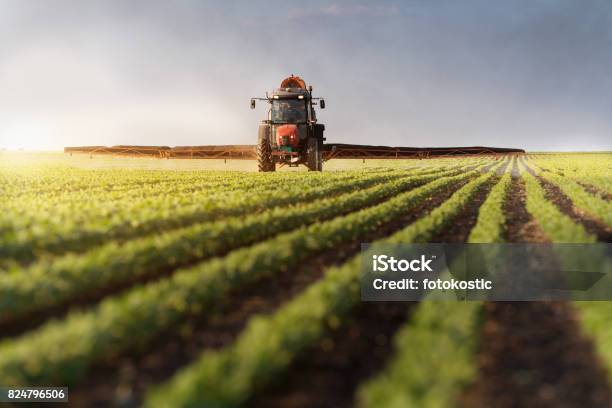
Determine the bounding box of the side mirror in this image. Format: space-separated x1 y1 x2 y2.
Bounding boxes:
250 99 256 109
320 99 325 109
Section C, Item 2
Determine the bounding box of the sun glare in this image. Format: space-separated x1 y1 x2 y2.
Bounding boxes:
0 123 54 151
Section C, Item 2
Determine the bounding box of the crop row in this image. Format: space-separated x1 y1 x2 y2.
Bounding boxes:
519 161 596 243
521 160 609 299
576 302 612 388
2 170 241 197
360 154 612 406
1 167 272 197
358 301 482 407
528 154 611 195
2 161 487 266
4 167 400 208
0 165 491 386
144 164 503 407
2 160 483 239
1 169 401 231
467 169 512 243
0 166 473 323
2 168 447 266
6 156 486 202
1 160 482 235
358 162 513 407
2 156 473 199
1 169 395 250
520 160 612 391
528 162 611 226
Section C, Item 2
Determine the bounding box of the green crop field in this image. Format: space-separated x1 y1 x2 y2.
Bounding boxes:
0 151 610 407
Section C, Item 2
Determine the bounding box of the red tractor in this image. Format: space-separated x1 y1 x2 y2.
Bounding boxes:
251 75 326 171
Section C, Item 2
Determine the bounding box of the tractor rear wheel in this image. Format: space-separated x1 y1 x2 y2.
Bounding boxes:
306 138 322 171
257 132 275 172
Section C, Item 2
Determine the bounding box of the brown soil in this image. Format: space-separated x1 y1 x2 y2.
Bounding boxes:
502 168 550 243
576 181 612 201
510 156 521 178
462 302 611 408
66 178 470 407
495 157 512 175
480 158 505 174
429 176 499 243
424 157 509 244
442 157 512 244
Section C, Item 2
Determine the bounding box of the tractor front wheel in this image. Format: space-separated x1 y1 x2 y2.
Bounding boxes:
257 130 275 172
306 138 322 171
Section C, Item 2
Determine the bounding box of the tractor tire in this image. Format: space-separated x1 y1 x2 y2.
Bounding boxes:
306 138 322 171
257 128 275 172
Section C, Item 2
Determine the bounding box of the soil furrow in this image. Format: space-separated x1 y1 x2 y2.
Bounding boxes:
462 302 611 408
576 181 612 201
429 177 499 243
495 156 513 175
502 160 549 243
248 302 416 408
429 156 509 243
65 178 470 408
510 156 521 178
246 171 496 408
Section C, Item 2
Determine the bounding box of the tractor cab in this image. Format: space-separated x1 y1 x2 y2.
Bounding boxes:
270 93 308 124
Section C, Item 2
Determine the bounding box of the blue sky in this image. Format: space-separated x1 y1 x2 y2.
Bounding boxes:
0 0 610 151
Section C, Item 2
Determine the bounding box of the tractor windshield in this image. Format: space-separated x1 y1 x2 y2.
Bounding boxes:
271 99 307 123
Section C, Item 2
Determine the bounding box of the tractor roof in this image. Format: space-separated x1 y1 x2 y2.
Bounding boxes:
271 87 310 99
